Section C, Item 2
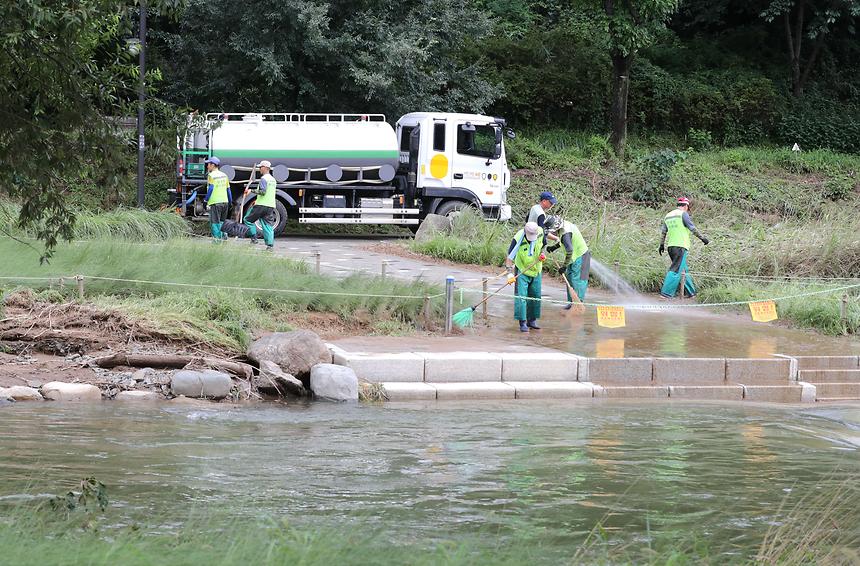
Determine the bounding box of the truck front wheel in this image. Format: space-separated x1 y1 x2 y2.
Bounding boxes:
434 200 473 218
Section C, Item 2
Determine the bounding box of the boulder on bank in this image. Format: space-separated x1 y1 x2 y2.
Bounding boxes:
255 360 307 396
310 364 358 401
247 331 332 378
41 382 102 402
414 213 452 243
170 370 233 399
0 386 43 401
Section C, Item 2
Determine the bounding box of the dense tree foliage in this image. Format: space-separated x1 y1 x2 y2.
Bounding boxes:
158 0 499 118
2 0 859 253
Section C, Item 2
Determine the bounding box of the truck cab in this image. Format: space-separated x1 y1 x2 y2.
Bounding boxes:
396 112 512 221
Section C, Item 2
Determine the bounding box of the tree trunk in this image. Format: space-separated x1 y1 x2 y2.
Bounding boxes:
610 52 633 159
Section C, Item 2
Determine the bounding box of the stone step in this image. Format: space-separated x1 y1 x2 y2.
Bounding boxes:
380 381 599 401
794 356 859 371
816 397 860 402
813 382 860 399
798 369 860 383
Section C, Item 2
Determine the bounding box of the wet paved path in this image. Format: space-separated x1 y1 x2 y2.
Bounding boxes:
266 236 860 358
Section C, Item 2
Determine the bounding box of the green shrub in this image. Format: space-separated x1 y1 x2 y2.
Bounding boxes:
686 128 712 151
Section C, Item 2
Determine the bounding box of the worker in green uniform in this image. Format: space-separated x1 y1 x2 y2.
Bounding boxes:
243 160 277 251
544 215 591 309
659 197 709 298
527 191 557 228
205 156 232 241
505 221 547 332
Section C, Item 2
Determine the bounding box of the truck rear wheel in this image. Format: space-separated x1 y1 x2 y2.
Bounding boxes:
273 200 288 236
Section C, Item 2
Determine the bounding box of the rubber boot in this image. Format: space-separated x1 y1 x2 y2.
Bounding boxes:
519 320 529 333
527 319 541 330
563 303 572 310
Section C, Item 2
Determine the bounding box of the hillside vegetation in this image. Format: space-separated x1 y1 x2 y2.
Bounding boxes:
415 133 860 335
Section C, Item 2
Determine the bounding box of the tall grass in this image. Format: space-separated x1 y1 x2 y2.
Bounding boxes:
1 479 856 565
0 238 442 350
0 199 189 241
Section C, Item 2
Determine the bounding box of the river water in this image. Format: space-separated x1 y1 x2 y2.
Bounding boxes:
2 401 858 561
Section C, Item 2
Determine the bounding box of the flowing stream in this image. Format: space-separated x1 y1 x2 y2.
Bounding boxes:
1 401 858 561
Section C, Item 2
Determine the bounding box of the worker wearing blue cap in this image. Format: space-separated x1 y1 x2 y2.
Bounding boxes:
205 156 232 241
527 191 559 243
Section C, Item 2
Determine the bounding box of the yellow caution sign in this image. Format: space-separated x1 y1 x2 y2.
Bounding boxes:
597 306 626 328
749 300 778 323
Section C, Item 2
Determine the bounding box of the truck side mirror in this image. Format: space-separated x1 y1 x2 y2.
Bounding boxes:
409 127 420 154
492 128 503 160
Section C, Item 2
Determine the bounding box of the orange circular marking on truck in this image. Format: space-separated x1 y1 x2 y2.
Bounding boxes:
430 154 449 179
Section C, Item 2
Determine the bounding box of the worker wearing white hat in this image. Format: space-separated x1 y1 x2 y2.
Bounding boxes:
505 221 547 332
243 160 277 251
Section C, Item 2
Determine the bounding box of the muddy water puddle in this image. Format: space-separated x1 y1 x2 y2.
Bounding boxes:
482 305 860 358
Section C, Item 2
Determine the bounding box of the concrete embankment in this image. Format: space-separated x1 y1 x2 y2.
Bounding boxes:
327 339 860 404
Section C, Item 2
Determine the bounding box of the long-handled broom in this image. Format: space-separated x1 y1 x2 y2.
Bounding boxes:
452 255 544 328
236 162 260 223
553 259 583 312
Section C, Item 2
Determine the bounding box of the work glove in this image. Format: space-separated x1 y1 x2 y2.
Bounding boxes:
658 244 665 256
539 253 546 262
557 265 566 276
506 272 516 285
701 237 710 245
547 244 560 253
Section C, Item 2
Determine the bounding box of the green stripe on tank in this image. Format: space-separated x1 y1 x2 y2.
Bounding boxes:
213 149 399 159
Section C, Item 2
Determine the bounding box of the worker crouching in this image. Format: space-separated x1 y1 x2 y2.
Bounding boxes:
243 160 277 251
506 221 546 333
659 197 709 298
544 215 591 309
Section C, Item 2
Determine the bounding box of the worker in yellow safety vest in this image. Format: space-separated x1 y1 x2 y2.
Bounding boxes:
659 197 709 298
204 156 233 241
505 221 547 333
243 160 277 251
543 215 591 309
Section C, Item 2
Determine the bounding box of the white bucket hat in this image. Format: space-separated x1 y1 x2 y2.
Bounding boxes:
524 221 539 241
259 160 272 168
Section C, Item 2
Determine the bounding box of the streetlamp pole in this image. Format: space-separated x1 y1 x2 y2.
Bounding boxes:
136 0 147 208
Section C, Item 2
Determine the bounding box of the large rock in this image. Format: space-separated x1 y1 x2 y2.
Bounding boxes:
414 214 452 243
247 331 332 378
255 360 307 396
0 386 43 401
171 370 233 399
310 364 358 401
41 382 102 401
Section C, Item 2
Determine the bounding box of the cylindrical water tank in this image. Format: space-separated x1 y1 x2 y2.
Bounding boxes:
205 115 399 183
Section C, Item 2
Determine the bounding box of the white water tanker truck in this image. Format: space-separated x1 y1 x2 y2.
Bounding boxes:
171 112 514 234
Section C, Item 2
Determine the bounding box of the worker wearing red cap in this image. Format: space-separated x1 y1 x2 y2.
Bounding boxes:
659 197 709 298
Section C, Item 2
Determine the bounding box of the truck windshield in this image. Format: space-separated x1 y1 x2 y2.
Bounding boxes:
457 124 497 159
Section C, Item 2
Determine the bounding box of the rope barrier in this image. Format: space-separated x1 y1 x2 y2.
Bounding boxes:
456 282 860 311
605 259 860 282
76 275 444 300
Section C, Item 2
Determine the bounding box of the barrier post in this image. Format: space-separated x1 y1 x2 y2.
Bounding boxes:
314 252 321 275
482 278 489 321
423 295 431 329
841 294 849 333
59 277 65 291
381 261 388 279
613 260 620 293
445 276 455 334
76 275 84 299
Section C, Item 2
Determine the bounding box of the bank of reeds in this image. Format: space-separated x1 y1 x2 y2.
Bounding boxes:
0 238 441 350
0 199 189 242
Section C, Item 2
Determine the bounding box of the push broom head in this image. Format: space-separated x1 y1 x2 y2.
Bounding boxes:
452 306 476 328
